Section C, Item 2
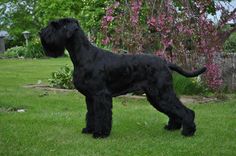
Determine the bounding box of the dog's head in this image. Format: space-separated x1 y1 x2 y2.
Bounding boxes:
39 18 79 58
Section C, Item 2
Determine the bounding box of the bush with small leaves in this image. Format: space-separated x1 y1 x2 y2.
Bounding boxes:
4 40 45 58
25 41 45 58
4 46 27 58
224 33 236 53
48 65 74 89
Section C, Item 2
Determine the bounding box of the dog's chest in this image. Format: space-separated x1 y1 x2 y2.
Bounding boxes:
72 72 89 94
72 68 101 95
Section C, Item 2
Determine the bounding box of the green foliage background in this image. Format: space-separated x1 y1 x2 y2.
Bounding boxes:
0 0 235 52
224 32 236 53
0 0 110 47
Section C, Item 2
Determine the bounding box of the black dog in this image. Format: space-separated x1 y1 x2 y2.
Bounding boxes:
40 18 206 138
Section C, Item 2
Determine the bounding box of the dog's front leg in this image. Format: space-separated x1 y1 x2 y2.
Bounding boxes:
93 90 112 138
82 96 95 134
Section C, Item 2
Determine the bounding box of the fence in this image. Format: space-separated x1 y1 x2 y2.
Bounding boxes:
182 52 236 92
217 53 236 91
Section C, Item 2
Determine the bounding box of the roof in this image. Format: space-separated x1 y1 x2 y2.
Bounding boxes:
0 30 9 37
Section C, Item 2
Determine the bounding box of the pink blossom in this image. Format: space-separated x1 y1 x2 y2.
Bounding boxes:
184 29 193 35
178 25 184 32
155 50 166 59
130 0 142 25
104 15 114 22
147 16 157 27
157 15 165 27
155 50 173 62
102 37 110 45
106 8 113 15
161 38 173 48
205 63 223 90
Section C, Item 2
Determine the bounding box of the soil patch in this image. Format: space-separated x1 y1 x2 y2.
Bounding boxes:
23 84 76 92
24 84 220 104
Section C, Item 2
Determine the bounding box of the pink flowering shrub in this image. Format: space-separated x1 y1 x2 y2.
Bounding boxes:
101 0 236 91
130 0 142 25
205 63 223 90
101 1 120 45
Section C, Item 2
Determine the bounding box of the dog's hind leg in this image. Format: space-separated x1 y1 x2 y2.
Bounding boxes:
145 85 196 136
82 96 95 134
145 88 182 131
164 115 182 131
93 90 112 138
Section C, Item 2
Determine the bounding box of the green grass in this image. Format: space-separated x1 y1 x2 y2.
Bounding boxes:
0 58 236 156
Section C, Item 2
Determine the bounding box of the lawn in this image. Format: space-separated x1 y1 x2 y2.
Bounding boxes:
0 58 236 156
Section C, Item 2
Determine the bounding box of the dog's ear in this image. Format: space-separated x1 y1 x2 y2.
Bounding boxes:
65 22 79 38
50 21 60 29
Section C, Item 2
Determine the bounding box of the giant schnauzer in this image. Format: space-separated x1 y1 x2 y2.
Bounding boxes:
40 18 206 138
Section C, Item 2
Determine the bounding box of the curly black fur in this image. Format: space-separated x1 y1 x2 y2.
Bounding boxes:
40 18 206 138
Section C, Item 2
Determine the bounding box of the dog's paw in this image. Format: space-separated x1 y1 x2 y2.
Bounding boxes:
92 132 110 139
82 128 93 134
164 124 181 131
181 124 196 137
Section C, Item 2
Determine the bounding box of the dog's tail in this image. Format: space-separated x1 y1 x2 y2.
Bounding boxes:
168 63 207 77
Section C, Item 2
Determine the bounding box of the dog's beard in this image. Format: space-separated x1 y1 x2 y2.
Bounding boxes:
44 49 64 58
40 33 65 58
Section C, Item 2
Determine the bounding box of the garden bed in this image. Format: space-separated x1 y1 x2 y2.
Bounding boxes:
23 84 220 104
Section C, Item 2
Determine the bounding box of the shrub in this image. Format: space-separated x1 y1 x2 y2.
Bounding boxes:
224 32 236 53
25 41 45 58
4 46 27 58
101 1 236 91
3 40 45 58
48 65 74 89
173 74 209 95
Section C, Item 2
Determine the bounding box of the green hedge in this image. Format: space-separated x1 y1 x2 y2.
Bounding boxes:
224 32 236 53
48 65 74 89
3 41 45 58
173 74 209 95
